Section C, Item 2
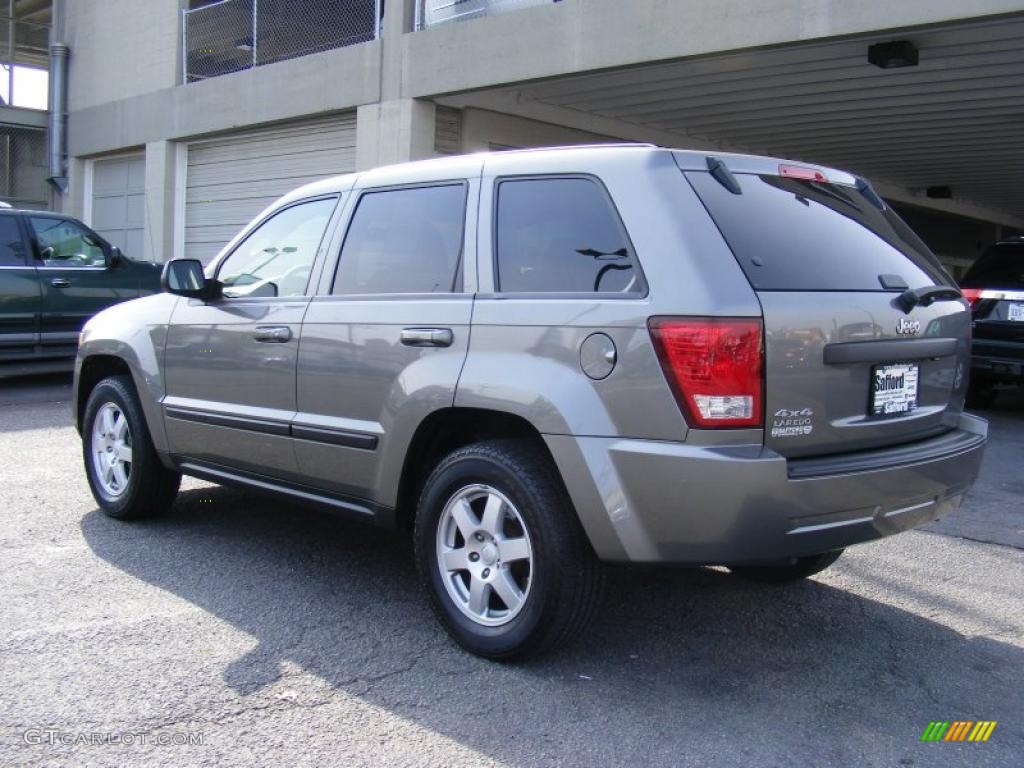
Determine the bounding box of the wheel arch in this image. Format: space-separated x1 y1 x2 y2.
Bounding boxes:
391 407 556 533
76 354 133 432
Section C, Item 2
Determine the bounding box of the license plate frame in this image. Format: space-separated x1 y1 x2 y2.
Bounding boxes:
1008 303 1024 322
870 362 920 417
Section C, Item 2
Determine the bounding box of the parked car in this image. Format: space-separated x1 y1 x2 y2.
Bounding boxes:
0 208 161 376
960 236 1024 407
73 146 987 659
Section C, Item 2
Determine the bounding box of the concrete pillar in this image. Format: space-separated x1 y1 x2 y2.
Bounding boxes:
356 98 436 171
143 140 179 263
354 0 436 171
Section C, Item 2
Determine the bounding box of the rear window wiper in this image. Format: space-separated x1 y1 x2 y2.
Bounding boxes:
895 284 963 313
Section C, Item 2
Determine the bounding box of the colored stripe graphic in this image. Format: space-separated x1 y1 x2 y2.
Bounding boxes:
944 721 972 741
921 721 996 742
968 722 997 742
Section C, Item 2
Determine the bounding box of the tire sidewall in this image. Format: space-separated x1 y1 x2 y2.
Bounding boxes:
417 453 558 657
82 378 149 518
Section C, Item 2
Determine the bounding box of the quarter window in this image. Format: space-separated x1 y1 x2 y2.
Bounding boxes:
0 216 26 266
495 177 640 294
217 197 337 298
29 216 107 267
333 184 467 295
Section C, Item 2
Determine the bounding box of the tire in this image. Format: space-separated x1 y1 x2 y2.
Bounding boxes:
414 439 604 660
730 549 843 584
82 374 181 520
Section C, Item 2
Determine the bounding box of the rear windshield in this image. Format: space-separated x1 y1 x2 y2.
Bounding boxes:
960 243 1024 289
686 171 951 292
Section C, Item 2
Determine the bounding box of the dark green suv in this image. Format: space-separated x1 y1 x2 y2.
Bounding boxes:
0 208 161 376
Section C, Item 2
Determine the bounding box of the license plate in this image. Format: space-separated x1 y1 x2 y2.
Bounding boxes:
871 363 919 416
1008 303 1024 321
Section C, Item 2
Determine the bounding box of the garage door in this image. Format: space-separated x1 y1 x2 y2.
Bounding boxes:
91 155 145 258
184 113 356 263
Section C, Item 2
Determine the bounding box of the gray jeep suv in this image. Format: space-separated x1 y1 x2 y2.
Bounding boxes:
74 146 987 659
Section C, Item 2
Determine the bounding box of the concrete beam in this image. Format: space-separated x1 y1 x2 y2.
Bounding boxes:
402 0 1024 98
0 106 48 129
67 40 382 157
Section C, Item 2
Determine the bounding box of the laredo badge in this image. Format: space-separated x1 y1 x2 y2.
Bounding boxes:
771 407 814 438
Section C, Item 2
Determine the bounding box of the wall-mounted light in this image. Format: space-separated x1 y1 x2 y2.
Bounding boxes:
868 40 919 69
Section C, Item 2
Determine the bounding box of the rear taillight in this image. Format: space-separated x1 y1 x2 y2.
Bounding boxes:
960 288 983 307
648 317 764 429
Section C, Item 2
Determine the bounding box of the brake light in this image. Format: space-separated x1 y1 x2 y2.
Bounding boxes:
778 164 828 182
648 317 764 429
960 288 983 307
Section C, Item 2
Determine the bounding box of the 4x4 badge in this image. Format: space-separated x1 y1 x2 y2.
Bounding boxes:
771 408 814 438
896 318 922 335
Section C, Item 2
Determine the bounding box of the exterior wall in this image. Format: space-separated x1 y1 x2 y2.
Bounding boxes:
56 0 1024 263
61 0 180 112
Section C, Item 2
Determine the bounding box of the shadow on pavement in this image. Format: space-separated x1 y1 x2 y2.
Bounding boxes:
80 484 1024 766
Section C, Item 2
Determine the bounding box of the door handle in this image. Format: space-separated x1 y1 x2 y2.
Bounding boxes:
400 327 454 348
253 326 292 343
50 278 71 288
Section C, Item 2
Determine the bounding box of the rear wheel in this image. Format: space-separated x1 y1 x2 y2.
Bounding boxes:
83 375 180 520
730 549 843 583
414 440 603 660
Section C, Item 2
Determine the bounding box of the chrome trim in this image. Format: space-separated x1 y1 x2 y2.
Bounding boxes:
787 515 875 536
883 499 935 518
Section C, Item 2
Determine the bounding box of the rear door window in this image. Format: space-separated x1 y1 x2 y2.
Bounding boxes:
686 171 951 292
960 243 1024 289
333 184 467 295
495 177 642 294
0 215 27 265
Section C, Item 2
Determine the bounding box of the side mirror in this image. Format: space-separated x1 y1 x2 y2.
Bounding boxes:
107 246 122 268
160 258 222 301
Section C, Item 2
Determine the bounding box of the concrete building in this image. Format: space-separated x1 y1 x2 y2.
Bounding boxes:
38 0 1024 276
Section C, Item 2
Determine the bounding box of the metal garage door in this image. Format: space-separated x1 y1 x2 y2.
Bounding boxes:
91 155 145 258
184 113 356 263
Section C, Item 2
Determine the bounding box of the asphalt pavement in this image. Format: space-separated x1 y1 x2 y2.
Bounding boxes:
0 374 1021 767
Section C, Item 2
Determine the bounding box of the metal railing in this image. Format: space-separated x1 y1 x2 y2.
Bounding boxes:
0 14 49 110
183 0 381 83
416 0 560 29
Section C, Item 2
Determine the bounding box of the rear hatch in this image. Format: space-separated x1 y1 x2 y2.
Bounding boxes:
682 156 968 459
960 242 1024 368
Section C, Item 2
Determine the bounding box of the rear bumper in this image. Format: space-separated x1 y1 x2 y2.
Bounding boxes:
546 412 987 564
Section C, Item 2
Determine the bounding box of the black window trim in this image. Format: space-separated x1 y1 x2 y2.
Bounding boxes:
490 173 648 300
329 179 471 297
212 193 341 300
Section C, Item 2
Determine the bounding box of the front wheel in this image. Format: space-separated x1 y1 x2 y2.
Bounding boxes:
730 549 843 584
82 375 180 520
414 440 603 660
